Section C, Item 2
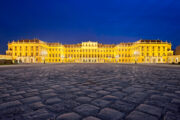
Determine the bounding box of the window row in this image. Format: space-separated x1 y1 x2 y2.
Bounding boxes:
141 46 166 51
13 46 39 51
65 49 114 52
142 53 167 56
14 53 39 56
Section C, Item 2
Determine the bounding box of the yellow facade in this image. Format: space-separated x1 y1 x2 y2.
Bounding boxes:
6 39 173 63
0 55 12 60
168 55 180 64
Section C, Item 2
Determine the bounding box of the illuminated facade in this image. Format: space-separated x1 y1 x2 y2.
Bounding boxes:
168 55 180 64
0 55 12 60
6 39 173 63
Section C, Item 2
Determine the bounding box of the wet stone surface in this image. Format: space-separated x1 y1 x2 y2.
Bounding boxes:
0 64 180 120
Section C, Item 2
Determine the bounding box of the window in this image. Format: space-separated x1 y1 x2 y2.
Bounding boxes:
142 46 144 51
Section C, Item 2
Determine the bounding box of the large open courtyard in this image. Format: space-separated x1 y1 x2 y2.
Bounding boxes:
0 64 180 120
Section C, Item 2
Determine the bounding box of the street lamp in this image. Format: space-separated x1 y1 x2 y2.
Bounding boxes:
134 51 139 64
41 50 47 64
115 55 119 63
61 55 64 63
69 56 71 63
108 57 111 63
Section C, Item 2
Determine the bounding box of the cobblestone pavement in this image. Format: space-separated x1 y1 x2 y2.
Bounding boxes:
0 64 180 120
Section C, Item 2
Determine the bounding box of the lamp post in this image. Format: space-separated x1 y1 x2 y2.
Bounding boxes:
115 55 119 63
41 50 47 64
61 55 64 63
108 57 111 63
134 51 139 64
69 56 71 63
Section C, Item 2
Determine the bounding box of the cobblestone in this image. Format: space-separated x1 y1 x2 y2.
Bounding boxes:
74 104 100 116
57 112 81 120
21 96 41 104
111 100 135 112
76 96 92 103
98 107 124 120
45 97 62 105
0 100 22 110
29 102 45 110
23 108 54 120
102 95 118 102
126 111 158 120
83 116 101 120
0 64 180 120
171 98 180 104
136 104 162 118
91 99 110 108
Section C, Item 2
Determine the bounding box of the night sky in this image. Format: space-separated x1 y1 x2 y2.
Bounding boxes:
0 0 180 54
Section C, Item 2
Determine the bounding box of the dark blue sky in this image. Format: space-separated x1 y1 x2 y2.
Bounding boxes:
0 0 180 54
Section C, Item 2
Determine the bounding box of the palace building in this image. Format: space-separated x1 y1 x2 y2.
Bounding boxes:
6 39 174 63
